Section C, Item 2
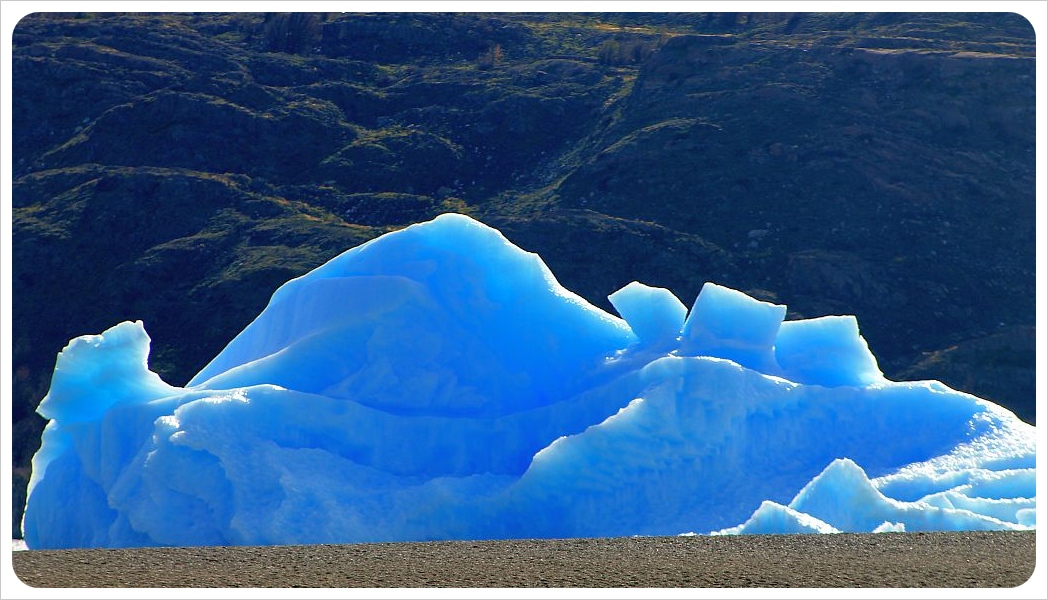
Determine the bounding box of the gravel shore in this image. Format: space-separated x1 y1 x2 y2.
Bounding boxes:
8 530 1039 590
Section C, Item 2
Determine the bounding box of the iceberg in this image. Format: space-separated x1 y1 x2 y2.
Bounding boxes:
21 213 1036 549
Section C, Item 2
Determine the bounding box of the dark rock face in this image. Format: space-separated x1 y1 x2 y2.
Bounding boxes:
552 24 1035 418
894 326 1036 425
9 12 1037 537
319 13 533 63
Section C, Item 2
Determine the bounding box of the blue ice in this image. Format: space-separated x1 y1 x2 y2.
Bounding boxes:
22 213 1036 549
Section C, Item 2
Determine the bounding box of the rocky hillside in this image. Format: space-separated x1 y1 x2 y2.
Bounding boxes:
9 12 1037 537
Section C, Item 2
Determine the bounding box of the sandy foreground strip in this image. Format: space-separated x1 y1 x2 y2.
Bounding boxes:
9 530 1038 589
